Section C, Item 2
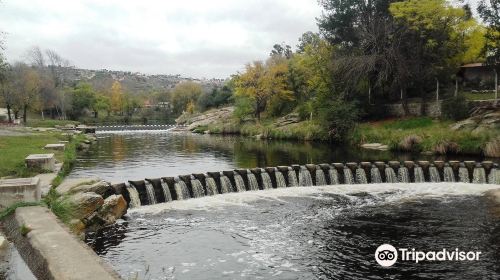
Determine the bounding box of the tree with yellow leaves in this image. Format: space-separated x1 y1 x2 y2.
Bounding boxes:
110 81 123 115
235 57 293 120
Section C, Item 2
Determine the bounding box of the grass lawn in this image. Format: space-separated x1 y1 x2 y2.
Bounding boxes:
25 119 80 128
464 92 497 101
0 132 69 177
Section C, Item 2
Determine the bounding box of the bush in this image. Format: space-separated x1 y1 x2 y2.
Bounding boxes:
316 98 359 142
441 95 470 121
233 96 254 122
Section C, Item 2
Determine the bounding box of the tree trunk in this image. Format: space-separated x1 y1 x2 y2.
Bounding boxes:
401 88 409 116
495 68 498 102
436 78 439 102
455 77 458 97
14 110 19 120
6 104 12 123
94 111 98 118
23 104 28 124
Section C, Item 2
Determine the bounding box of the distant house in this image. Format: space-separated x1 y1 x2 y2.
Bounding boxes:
144 101 171 109
458 63 496 90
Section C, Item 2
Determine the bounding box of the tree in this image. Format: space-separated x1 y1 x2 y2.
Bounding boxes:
390 0 485 106
11 62 40 123
478 0 500 65
69 83 96 119
92 94 110 118
478 0 500 99
110 81 123 114
170 81 203 115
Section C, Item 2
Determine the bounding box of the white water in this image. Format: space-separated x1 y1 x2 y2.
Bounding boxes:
287 170 298 187
129 183 500 215
398 167 410 183
371 167 382 183
275 171 287 188
160 180 172 202
328 169 339 185
144 181 157 204
355 168 367 184
174 181 190 200
220 175 233 193
261 171 273 189
205 177 219 195
234 174 246 192
247 172 260 191
190 179 206 198
315 169 327 186
126 185 141 208
298 167 313 186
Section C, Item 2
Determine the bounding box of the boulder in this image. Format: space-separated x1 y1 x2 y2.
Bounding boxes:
97 195 127 225
68 192 104 220
450 119 478 131
68 180 115 198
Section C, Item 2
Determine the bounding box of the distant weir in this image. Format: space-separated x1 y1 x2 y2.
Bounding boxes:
112 161 499 208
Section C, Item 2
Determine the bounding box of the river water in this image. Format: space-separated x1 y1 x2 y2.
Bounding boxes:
68 131 500 279
86 183 500 279
68 131 494 183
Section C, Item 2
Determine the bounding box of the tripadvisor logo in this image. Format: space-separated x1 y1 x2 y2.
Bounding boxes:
375 244 481 267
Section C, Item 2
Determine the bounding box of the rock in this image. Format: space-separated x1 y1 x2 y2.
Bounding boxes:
361 143 388 151
0 234 7 249
77 142 90 151
68 181 115 198
69 219 86 233
450 119 478 131
275 113 301 127
68 192 104 220
56 177 100 194
176 107 234 130
97 195 127 225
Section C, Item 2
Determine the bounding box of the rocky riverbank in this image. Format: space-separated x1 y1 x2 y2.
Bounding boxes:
54 179 127 234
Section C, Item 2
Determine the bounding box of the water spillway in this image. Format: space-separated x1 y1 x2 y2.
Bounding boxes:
114 161 499 208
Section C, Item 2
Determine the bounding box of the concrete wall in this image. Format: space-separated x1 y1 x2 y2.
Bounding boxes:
0 178 40 209
383 101 442 117
4 206 120 280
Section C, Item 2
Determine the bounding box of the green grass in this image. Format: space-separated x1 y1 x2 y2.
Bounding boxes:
0 132 67 177
382 117 435 130
351 117 498 155
25 119 80 128
464 92 497 101
0 201 42 221
203 118 328 141
52 134 86 187
43 188 76 224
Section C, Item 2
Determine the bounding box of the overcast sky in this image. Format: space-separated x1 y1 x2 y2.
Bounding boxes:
0 0 322 78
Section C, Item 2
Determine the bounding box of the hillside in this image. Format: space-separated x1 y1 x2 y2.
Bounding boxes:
52 66 226 93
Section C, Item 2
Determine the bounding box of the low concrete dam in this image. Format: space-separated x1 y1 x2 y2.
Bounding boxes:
95 124 185 133
110 160 500 208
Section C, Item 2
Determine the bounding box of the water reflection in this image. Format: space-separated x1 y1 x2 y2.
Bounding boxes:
69 132 494 183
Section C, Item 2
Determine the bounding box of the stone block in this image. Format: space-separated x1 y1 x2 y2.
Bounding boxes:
25 153 55 171
0 177 40 209
44 143 65 151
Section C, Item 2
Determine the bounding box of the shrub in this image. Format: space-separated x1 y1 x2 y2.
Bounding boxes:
484 137 500 157
441 95 470 121
398 135 422 152
316 98 359 142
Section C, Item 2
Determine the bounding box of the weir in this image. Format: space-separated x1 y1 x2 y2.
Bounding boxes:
113 161 500 208
95 124 185 133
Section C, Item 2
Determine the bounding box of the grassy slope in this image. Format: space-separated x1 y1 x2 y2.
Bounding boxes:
204 119 327 141
351 117 497 155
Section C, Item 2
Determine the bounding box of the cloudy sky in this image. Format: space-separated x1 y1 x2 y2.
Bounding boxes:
0 0 322 78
